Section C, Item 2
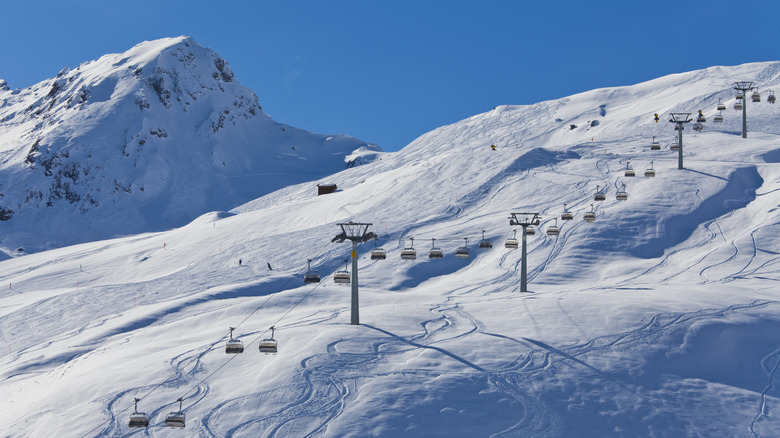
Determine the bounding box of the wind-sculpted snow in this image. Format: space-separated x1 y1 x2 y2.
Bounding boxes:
1 60 780 437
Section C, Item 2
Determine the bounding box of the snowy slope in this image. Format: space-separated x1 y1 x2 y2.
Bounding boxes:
1 61 780 437
0 37 380 255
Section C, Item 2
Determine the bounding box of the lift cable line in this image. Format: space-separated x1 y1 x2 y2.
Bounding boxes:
669 113 692 169
332 222 376 325
734 81 755 138
508 212 541 292
79 240 334 437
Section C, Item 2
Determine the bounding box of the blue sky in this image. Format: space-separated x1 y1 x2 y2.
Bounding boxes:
2 0 778 151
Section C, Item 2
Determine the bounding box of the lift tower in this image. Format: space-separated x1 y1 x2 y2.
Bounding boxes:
669 113 692 169
332 222 376 325
734 81 755 139
508 212 541 292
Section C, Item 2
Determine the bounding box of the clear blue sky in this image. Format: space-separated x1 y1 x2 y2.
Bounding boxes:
2 0 778 151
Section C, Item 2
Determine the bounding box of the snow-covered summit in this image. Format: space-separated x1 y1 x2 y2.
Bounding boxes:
0 36 380 254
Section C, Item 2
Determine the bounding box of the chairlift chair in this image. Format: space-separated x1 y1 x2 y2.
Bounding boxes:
165 398 185 428
525 225 536 236
717 99 726 111
259 326 278 354
624 162 635 177
225 327 244 354
768 91 776 104
400 237 417 260
752 90 761 102
429 238 443 259
455 238 470 259
128 398 149 428
334 259 350 284
714 112 724 123
478 230 493 249
670 140 680 151
561 203 574 221
303 259 320 284
594 185 606 201
616 184 628 201
370 238 386 260
546 219 560 236
734 100 743 110
650 136 661 150
693 122 703 132
644 161 656 178
583 204 596 223
505 230 519 249
736 91 744 100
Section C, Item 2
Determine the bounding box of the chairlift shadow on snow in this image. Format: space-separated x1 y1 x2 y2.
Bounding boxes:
388 255 475 291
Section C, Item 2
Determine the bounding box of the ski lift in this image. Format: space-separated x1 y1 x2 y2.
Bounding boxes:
505 230 519 249
165 398 185 428
583 204 596 223
714 112 724 123
650 136 661 151
624 162 635 177
259 326 278 354
455 238 470 259
752 90 761 102
561 203 574 221
334 259 350 284
428 238 443 259
616 183 628 201
546 219 559 236
644 161 656 178
400 237 417 260
670 140 680 151
693 122 703 132
736 91 744 100
734 100 743 110
594 185 606 201
717 99 726 111
303 259 320 284
478 230 493 249
696 110 706 123
128 398 149 428
768 91 776 104
525 225 536 236
225 327 244 354
370 237 386 260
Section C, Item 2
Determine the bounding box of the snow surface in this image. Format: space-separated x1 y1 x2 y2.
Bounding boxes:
1 60 780 437
0 36 380 254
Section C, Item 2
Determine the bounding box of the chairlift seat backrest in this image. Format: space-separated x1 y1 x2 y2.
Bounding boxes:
370 249 387 260
304 271 321 283
525 226 536 235
226 340 244 354
129 413 149 428
584 212 596 222
334 271 350 284
478 239 493 249
165 412 185 428
546 226 559 236
455 247 470 258
645 169 656 177
400 248 417 260
429 248 443 259
259 339 278 354
505 238 519 249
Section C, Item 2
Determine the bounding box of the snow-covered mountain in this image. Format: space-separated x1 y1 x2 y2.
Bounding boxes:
0 36 380 255
1 60 780 437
